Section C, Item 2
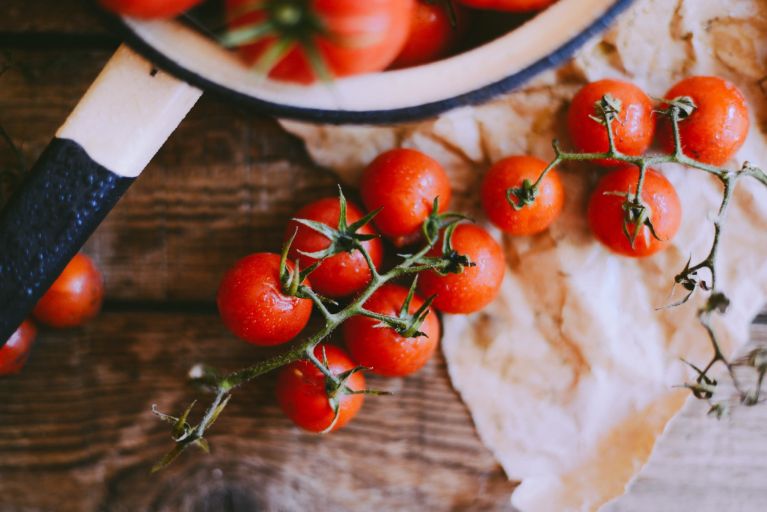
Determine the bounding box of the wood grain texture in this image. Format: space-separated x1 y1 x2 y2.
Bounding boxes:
0 313 512 512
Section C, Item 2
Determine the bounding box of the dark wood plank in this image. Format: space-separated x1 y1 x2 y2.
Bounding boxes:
0 312 513 511
1 0 108 36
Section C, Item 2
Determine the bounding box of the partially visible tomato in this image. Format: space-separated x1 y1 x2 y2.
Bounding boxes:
588 166 681 258
343 283 440 377
276 344 365 432
98 0 202 19
217 253 313 346
457 0 556 11
33 253 104 328
286 197 383 298
361 148 452 246
567 79 654 166
0 320 36 376
391 0 466 69
226 0 414 84
418 223 505 314
658 76 750 166
481 155 564 236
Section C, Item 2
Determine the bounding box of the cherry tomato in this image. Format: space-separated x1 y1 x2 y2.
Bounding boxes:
343 283 440 377
98 0 202 19
457 0 555 11
217 253 313 346
481 155 564 236
33 253 104 328
227 0 413 84
588 166 681 258
285 197 383 298
418 223 505 314
276 344 365 432
0 320 37 376
567 79 654 166
658 76 750 166
361 148 452 246
391 0 465 69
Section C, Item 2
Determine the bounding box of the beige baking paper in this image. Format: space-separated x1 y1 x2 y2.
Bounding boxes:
281 1 767 510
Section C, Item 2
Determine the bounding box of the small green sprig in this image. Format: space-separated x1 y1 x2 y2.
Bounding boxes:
151 191 471 471
510 92 767 414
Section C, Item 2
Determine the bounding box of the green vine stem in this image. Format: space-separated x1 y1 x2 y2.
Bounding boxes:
151 196 467 471
510 94 767 413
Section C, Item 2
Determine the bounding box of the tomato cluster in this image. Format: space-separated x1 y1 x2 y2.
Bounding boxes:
217 148 505 432
99 0 560 83
480 76 749 258
2 252 104 377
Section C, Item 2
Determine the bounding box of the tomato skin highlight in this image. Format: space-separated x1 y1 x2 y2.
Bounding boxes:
285 197 383 298
361 148 452 246
418 224 505 314
98 0 202 19
658 76 750 166
0 320 37 376
457 0 555 11
567 79 654 166
217 253 313 346
343 283 440 377
227 0 414 84
276 344 365 432
33 253 104 328
481 155 564 236
391 0 465 69
588 166 682 258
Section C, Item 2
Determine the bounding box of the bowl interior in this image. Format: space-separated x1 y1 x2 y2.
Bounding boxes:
119 0 632 123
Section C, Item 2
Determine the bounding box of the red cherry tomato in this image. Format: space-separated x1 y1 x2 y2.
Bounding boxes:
418 223 505 314
286 197 383 298
33 253 104 328
217 253 313 346
567 79 654 166
276 344 365 432
0 320 37 376
226 0 413 84
343 283 440 377
658 76 750 166
481 155 564 236
457 0 555 11
391 0 466 69
361 148 452 247
98 0 202 19
588 166 681 258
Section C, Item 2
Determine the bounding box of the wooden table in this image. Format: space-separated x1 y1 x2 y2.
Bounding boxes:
0 2 512 510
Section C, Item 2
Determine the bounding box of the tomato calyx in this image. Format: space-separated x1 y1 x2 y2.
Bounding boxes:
221 0 332 80
421 197 470 244
506 178 538 210
358 277 437 338
602 186 662 249
588 93 623 126
279 229 323 300
658 95 697 121
309 345 389 434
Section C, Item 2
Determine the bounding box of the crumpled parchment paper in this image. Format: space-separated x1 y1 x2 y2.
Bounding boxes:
280 1 767 510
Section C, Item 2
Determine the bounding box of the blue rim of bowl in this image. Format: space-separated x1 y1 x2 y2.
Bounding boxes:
113 0 635 125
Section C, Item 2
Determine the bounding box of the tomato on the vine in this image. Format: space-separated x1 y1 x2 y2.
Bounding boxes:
98 0 202 19
481 155 564 236
361 148 452 246
276 344 365 432
588 165 681 258
391 0 465 69
418 223 505 314
0 320 36 376
343 283 440 377
226 0 413 84
457 0 556 11
285 197 383 298
33 253 104 328
658 76 749 166
567 79 654 166
217 253 312 346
